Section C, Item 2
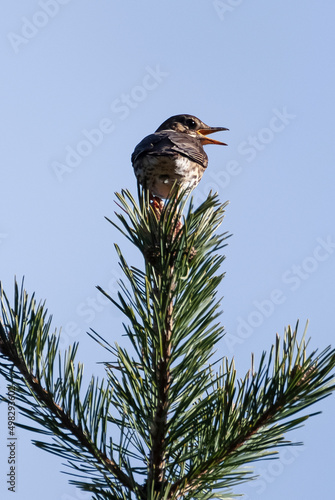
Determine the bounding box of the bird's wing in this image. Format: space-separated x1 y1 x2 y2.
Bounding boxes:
131 131 208 168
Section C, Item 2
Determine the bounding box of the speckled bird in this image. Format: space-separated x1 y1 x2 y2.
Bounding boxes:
131 114 228 199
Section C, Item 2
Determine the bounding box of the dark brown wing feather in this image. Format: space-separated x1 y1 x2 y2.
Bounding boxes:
131 131 208 168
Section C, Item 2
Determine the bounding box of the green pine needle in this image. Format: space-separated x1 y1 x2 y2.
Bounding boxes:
1 187 335 500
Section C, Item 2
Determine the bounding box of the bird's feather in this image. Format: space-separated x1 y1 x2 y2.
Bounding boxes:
131 131 208 169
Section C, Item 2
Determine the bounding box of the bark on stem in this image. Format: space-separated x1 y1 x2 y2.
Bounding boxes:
149 266 174 494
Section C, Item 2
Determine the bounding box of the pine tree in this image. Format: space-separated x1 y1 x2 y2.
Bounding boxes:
1 187 335 500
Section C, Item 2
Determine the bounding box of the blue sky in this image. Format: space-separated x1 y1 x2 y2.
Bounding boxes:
1 1 335 499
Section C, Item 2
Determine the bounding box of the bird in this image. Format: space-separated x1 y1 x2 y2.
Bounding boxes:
131 114 228 200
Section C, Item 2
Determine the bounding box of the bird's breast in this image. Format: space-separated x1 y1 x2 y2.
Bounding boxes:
133 154 205 199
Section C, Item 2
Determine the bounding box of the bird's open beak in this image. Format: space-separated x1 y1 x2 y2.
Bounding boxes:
197 126 229 145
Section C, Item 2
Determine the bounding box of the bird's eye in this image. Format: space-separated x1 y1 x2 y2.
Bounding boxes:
186 119 197 129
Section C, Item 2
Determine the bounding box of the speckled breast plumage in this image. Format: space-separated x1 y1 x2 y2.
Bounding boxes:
132 153 205 199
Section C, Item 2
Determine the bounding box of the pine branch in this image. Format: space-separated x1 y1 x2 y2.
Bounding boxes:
99 188 335 499
169 325 335 498
0 280 142 499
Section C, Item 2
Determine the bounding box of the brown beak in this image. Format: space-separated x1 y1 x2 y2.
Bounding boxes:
197 126 229 145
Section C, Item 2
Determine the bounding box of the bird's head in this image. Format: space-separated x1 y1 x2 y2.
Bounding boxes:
155 114 228 145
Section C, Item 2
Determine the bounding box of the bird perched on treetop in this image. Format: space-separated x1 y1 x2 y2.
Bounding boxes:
131 114 228 200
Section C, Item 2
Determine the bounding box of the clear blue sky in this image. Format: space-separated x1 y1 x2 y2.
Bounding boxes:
1 1 334 499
